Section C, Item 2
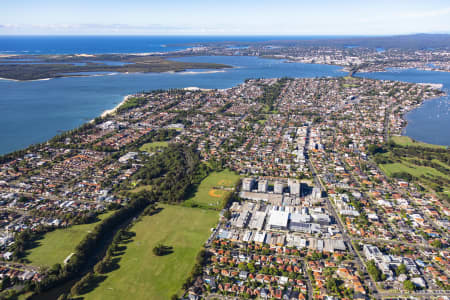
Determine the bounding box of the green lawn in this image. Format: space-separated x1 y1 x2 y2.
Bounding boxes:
432 159 450 169
127 185 152 194
83 204 218 300
390 136 446 149
257 119 267 125
17 292 33 300
25 211 113 267
380 162 447 178
139 141 169 152
184 169 240 209
376 136 449 199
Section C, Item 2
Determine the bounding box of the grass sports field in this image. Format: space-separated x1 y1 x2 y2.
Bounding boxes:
25 211 113 267
83 204 218 300
184 169 240 209
139 141 169 153
378 136 450 197
380 162 446 179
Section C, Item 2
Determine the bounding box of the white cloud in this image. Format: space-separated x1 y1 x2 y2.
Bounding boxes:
359 7 450 24
0 23 194 33
401 7 450 19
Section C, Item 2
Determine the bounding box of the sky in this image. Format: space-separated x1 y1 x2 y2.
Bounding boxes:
1 0 449 36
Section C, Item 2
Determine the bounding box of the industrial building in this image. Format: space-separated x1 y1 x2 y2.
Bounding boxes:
268 209 289 230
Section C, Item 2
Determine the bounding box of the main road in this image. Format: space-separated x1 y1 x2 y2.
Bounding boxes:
305 135 380 298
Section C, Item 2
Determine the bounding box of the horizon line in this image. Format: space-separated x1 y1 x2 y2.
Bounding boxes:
0 32 449 37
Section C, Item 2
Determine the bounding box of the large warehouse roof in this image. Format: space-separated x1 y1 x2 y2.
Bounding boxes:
268 210 289 228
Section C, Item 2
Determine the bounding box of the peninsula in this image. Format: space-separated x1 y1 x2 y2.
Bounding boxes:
0 76 448 300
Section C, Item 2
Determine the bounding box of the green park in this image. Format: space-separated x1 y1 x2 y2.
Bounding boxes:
83 204 218 300
184 169 241 209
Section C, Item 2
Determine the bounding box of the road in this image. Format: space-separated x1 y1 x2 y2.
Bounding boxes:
306 150 380 298
379 290 450 298
301 259 313 300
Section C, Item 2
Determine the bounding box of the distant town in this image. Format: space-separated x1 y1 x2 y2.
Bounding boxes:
1 34 450 81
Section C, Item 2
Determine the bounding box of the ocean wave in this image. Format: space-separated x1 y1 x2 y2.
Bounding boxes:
178 70 226 75
0 77 52 82
0 77 19 82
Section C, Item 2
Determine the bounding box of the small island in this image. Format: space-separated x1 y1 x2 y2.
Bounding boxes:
0 54 231 81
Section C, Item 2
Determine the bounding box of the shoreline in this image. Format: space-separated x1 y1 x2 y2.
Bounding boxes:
398 88 449 146
178 70 226 75
0 77 53 82
354 66 450 74
0 67 231 82
97 95 132 120
183 86 212 91
1 61 449 155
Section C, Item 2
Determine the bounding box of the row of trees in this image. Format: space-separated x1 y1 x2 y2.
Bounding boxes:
94 228 135 275
33 194 153 294
65 144 210 299
387 140 450 165
6 143 211 298
181 249 210 291
366 260 386 282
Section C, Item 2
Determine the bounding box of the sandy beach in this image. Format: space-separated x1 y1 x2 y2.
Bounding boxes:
179 70 226 75
99 95 132 119
183 86 212 91
0 77 52 82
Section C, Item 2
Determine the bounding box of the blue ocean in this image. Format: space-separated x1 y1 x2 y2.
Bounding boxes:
0 35 341 55
0 36 449 154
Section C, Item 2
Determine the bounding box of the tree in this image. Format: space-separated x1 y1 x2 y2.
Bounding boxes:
49 263 62 275
368 144 384 155
238 262 248 271
396 263 407 275
57 293 69 300
392 172 413 182
223 209 232 220
0 276 11 290
367 260 384 281
326 277 340 294
247 262 256 274
403 280 416 291
431 239 443 249
71 272 96 296
94 257 113 274
153 244 173 256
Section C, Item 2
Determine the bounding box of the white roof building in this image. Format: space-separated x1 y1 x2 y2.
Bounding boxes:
253 231 266 244
268 210 289 230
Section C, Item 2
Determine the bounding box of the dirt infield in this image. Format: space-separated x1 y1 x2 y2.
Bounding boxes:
208 189 225 198
184 170 240 209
